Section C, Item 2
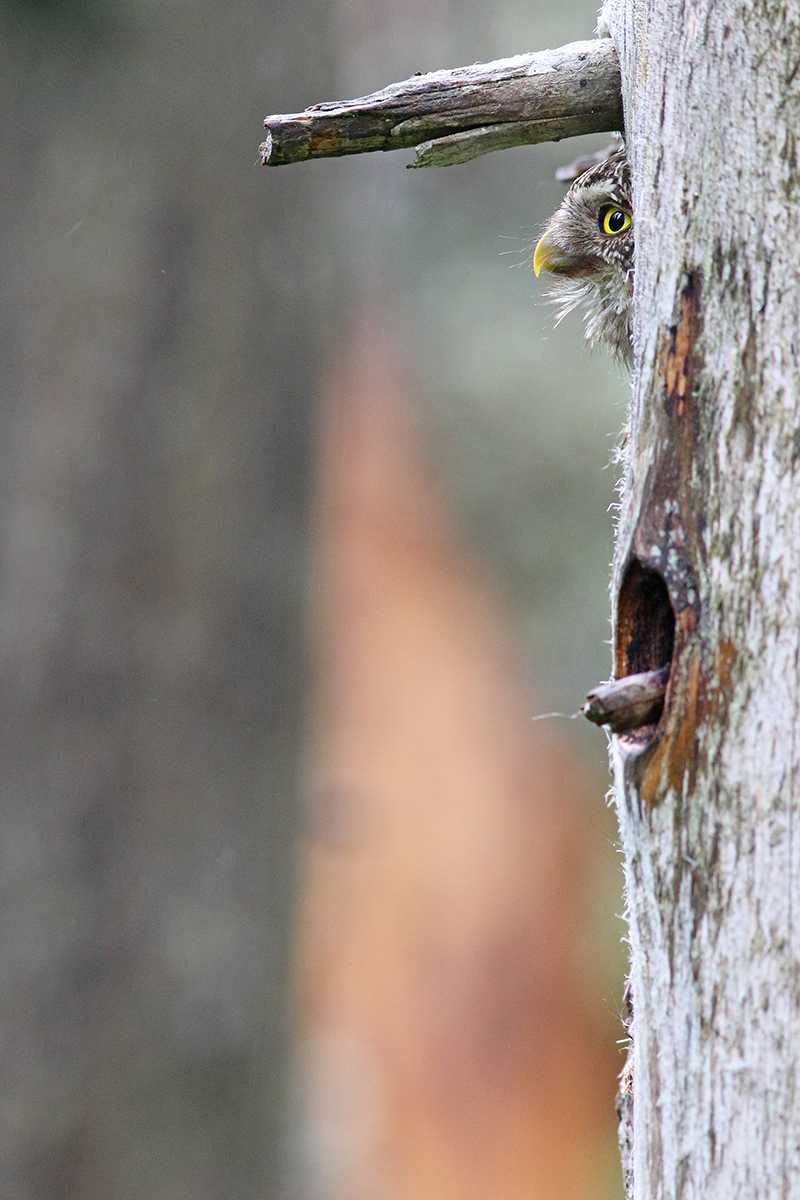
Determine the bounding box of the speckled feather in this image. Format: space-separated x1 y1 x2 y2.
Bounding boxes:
537 149 634 365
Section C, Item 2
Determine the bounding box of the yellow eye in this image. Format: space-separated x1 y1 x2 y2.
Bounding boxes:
600 207 632 235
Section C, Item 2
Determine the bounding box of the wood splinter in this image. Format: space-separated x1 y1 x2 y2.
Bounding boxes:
582 665 669 734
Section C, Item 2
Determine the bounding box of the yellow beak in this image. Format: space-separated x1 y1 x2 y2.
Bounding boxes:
533 231 559 277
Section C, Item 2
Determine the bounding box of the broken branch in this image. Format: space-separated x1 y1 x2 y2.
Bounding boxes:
261 39 622 168
582 665 670 734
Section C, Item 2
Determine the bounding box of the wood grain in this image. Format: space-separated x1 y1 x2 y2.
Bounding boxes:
261 39 622 167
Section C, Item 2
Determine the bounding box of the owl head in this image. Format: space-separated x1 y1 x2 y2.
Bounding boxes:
533 149 633 365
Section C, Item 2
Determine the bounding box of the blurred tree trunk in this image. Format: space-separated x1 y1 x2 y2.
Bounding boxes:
292 309 622 1200
0 2 334 1197
601 2 800 1196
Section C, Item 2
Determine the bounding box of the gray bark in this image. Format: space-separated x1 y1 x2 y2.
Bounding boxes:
600 2 800 1197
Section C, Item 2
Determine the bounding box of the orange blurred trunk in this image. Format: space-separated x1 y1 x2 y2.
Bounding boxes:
295 308 621 1200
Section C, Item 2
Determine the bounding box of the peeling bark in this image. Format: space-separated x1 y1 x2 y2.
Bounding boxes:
601 1 800 1196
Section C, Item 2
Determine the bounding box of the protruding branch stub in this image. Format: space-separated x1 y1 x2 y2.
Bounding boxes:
261 39 622 169
582 665 670 734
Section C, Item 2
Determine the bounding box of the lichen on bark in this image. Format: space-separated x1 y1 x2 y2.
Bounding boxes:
601 1 800 1196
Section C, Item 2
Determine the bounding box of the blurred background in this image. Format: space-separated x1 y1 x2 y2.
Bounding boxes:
0 0 629 1197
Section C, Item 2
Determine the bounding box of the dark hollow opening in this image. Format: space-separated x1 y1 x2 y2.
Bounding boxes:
615 559 675 680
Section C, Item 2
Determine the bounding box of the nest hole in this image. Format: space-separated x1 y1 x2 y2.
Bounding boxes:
615 560 675 680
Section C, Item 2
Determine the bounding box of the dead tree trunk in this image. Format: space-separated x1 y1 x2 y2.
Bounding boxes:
600 1 800 1196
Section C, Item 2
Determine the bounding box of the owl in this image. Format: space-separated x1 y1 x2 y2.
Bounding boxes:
533 149 633 365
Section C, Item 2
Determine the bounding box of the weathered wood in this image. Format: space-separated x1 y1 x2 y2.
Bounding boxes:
410 114 618 168
601 1 800 1196
582 665 669 733
261 39 622 167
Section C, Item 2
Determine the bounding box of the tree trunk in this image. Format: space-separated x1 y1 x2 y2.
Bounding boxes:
600 1 800 1196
